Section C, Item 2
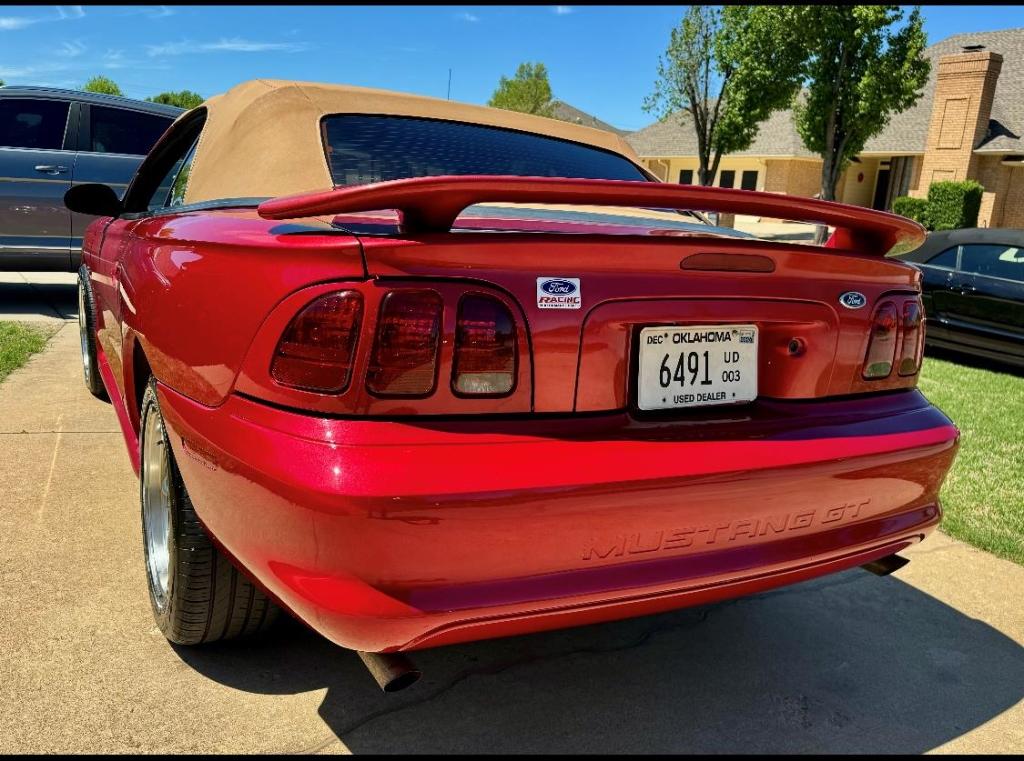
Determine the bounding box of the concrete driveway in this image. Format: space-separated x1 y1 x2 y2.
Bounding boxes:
1 276 1023 753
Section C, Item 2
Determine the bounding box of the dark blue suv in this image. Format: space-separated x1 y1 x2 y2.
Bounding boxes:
0 85 182 271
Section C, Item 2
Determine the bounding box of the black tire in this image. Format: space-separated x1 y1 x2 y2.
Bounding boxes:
139 378 279 645
77 267 107 400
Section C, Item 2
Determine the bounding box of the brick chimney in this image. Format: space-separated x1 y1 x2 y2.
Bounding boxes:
913 46 1003 193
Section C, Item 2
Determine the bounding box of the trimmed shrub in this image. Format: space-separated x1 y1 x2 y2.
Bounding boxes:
892 196 930 228
926 180 984 231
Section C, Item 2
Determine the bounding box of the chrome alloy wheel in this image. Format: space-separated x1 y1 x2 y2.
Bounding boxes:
142 410 172 611
78 283 91 387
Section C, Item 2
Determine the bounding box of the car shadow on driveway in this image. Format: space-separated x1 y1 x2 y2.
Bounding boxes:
173 568 1024 753
0 273 77 322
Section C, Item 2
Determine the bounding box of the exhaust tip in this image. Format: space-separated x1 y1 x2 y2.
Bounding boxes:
383 669 422 693
861 553 910 577
357 650 421 692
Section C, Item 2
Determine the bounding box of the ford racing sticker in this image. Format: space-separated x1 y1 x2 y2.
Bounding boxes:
537 277 581 309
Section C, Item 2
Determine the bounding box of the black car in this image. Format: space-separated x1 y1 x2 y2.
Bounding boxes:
0 85 182 271
894 228 1024 367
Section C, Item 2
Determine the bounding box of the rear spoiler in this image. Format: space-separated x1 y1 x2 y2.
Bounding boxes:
257 175 925 256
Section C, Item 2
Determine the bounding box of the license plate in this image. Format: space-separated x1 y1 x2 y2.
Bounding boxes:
637 324 758 411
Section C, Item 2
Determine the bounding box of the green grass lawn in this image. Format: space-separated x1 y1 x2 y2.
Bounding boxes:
0 322 51 384
918 351 1024 565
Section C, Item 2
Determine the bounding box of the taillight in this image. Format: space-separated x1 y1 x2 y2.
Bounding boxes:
270 291 362 392
862 301 899 379
898 300 924 376
453 295 517 395
367 290 443 396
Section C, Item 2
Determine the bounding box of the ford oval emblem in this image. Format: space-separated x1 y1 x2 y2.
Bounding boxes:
541 279 577 295
839 291 867 309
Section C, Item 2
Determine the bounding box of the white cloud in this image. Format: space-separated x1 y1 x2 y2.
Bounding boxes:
147 37 312 56
57 39 87 57
117 6 176 19
101 49 131 69
553 6 573 15
0 61 74 78
55 6 86 20
145 40 192 57
0 16 37 30
207 37 311 52
1 6 84 31
455 12 480 23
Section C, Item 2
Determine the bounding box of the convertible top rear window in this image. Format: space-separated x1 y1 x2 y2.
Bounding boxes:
321 114 647 186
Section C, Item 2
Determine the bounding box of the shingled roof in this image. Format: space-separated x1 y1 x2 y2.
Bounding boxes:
866 27 1024 153
551 100 630 136
627 27 1024 158
951 28 1023 153
626 101 816 158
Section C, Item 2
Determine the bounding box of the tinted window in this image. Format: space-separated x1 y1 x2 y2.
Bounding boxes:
89 106 172 156
927 246 959 268
741 170 758 191
0 98 70 150
168 140 198 207
959 244 1024 281
321 114 647 186
719 170 735 189
147 138 198 211
678 169 693 184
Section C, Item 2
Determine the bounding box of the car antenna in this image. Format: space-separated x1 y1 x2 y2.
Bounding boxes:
447 68 452 100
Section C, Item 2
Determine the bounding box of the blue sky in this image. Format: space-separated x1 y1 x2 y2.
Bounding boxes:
0 5 1020 131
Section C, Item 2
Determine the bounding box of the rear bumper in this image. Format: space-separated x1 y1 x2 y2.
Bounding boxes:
157 387 958 652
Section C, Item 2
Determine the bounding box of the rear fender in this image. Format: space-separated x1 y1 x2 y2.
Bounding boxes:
118 210 366 407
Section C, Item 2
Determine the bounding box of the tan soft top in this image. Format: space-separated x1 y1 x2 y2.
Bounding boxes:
183 79 643 205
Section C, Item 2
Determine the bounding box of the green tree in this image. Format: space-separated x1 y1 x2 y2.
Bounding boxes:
146 90 204 109
644 6 804 186
0 79 5 88
488 62 555 118
82 75 123 96
791 5 930 205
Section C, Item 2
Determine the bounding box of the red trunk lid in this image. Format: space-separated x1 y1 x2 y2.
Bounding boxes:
355 225 921 412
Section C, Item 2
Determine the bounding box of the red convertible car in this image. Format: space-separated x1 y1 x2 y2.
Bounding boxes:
66 80 958 691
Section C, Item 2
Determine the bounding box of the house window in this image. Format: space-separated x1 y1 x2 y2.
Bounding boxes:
678 169 694 184
719 170 735 189
740 170 758 191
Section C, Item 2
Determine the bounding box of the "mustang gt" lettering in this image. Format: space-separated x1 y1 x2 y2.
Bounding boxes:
582 500 869 561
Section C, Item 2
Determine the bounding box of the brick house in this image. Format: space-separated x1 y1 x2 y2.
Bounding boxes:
626 28 1024 228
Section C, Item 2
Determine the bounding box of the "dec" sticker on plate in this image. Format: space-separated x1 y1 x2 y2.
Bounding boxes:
536 277 581 309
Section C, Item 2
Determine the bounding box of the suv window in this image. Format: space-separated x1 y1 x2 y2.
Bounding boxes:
0 98 70 150
89 105 172 156
959 244 1024 281
927 246 959 269
320 114 647 186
